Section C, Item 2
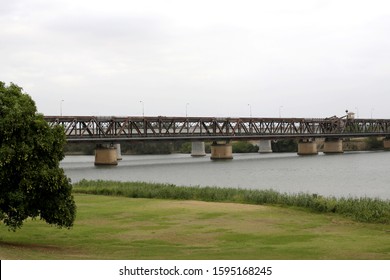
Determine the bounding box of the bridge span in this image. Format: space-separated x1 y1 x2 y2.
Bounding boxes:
44 115 390 165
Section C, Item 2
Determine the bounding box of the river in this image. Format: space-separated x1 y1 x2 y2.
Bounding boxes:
61 151 390 199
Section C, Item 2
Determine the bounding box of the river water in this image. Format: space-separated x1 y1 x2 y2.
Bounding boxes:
61 151 390 199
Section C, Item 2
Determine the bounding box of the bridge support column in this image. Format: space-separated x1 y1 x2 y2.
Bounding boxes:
191 141 206 157
384 138 390 150
211 141 233 160
95 144 118 166
297 139 318 156
323 138 343 154
115 144 122 160
258 140 272 153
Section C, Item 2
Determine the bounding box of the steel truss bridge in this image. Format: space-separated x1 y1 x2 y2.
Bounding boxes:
43 116 390 143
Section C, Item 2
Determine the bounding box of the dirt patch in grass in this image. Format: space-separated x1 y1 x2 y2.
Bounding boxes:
0 240 88 260
172 200 271 211
0 241 62 251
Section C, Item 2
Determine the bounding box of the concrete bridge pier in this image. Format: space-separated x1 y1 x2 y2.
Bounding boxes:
384 138 390 150
191 141 206 157
115 144 122 160
210 141 233 160
95 144 118 166
323 138 343 154
258 140 273 153
297 139 318 155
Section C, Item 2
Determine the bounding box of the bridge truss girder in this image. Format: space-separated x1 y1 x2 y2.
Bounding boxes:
44 116 390 143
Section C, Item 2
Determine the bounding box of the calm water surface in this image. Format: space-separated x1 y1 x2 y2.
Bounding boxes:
61 152 390 199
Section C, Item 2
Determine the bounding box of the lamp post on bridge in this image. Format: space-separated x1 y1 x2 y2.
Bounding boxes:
186 103 190 118
60 99 64 116
247 104 252 118
140 101 144 117
279 106 283 118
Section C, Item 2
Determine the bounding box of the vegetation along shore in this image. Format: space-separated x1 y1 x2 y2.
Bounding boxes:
73 180 390 225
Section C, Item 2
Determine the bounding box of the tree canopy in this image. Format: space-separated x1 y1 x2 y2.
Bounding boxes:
0 82 76 230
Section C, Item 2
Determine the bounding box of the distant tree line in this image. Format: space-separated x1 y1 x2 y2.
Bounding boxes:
271 139 298 152
65 140 296 155
365 136 383 150
64 137 385 156
65 142 175 155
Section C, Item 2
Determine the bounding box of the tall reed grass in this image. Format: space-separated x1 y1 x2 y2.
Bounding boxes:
73 180 390 224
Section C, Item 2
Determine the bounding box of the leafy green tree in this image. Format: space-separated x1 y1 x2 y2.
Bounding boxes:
0 82 76 231
232 141 259 153
271 139 298 152
365 136 383 150
178 142 192 154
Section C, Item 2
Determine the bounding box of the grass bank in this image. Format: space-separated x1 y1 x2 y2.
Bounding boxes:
73 180 390 224
1 194 389 259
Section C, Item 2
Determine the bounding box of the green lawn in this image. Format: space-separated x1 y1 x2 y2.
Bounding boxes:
0 194 389 259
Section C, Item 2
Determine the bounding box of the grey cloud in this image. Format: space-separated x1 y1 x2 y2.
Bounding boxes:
1 0 390 118
45 14 171 44
0 0 58 18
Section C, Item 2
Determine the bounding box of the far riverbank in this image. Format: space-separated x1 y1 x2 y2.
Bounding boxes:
64 137 386 156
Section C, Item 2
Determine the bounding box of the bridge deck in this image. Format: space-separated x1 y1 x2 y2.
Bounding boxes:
44 116 390 143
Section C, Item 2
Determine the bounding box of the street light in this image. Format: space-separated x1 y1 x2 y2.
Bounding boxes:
279 106 283 118
140 101 144 117
60 99 64 116
186 103 190 118
247 104 252 118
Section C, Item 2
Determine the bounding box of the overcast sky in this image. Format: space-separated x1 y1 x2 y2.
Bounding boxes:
1 0 389 118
